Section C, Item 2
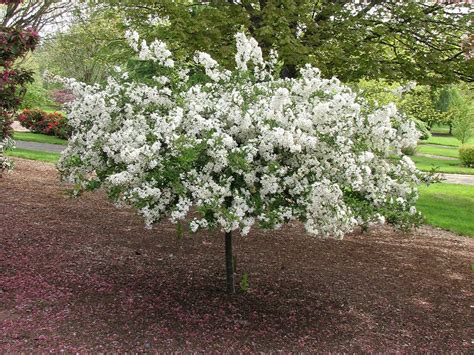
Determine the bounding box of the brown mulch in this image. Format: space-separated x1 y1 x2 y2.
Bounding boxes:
0 158 473 352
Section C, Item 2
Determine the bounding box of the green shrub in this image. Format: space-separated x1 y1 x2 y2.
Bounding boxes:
459 144 474 167
20 80 55 110
402 146 417 156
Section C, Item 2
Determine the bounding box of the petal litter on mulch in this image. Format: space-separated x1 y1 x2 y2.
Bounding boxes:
1 158 473 352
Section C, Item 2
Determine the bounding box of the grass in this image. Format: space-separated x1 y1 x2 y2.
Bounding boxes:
13 132 68 145
430 124 451 135
34 103 64 114
411 155 474 175
424 135 473 147
418 183 474 237
6 148 60 164
415 133 474 174
417 144 459 158
42 108 65 115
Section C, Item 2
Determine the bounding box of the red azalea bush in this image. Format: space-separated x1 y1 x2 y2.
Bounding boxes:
18 109 71 139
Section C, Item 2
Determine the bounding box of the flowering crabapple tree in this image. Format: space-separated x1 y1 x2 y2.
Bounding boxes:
55 31 427 293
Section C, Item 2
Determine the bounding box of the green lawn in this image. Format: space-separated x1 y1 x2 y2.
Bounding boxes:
415 132 474 174
424 135 473 147
417 144 459 158
43 108 66 115
13 132 68 145
36 104 65 114
6 148 60 163
418 183 474 237
430 124 451 135
412 156 474 175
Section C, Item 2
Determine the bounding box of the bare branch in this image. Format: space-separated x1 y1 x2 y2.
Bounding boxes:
1 0 75 31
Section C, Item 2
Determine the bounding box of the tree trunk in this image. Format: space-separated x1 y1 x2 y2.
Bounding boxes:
225 231 235 294
280 63 297 79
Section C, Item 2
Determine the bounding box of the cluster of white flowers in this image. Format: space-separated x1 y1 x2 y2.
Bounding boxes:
147 14 171 27
235 32 263 72
125 30 174 67
391 81 417 97
193 52 230 82
0 136 14 173
57 31 427 238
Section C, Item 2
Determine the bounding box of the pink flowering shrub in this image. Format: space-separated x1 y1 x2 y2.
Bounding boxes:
50 89 75 105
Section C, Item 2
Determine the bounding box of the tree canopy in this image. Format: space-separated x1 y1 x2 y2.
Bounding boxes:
95 0 473 84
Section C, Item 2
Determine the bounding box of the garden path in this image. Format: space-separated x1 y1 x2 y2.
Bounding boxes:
11 121 29 132
422 143 457 149
415 153 457 161
15 140 65 153
442 173 474 185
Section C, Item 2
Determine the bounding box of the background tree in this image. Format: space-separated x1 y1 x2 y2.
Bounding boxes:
0 0 73 33
95 0 473 84
1 0 41 173
36 8 128 84
55 32 427 293
400 85 450 131
450 91 474 144
435 86 462 134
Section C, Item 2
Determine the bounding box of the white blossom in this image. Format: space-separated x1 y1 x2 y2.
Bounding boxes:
0 137 14 172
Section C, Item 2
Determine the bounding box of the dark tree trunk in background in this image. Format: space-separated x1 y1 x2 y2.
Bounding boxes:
225 231 235 294
280 64 298 79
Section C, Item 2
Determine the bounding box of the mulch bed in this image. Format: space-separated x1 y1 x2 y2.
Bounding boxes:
1 158 473 352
